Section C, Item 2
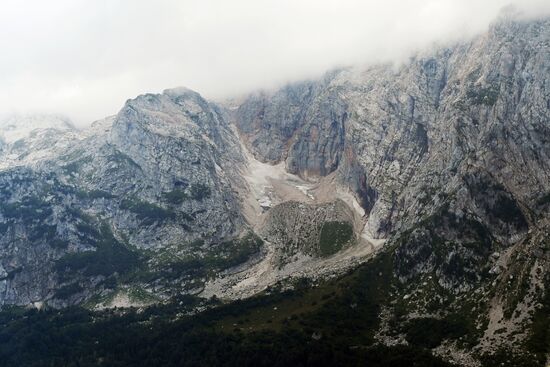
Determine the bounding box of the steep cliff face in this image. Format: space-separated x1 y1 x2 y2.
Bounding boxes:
234 18 549 242
234 74 347 179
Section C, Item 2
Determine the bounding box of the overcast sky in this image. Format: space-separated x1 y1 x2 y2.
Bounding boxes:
1 0 549 125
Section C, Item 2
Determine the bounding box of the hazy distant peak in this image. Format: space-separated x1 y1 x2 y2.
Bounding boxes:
163 86 201 99
0 114 75 144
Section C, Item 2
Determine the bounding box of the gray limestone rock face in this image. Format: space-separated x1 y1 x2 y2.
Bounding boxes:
234 73 347 179
235 18 550 243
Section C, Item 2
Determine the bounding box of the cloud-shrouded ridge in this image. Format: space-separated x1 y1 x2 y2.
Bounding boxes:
1 0 549 125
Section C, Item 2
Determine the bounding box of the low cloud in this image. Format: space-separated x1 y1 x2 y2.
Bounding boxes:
1 0 549 125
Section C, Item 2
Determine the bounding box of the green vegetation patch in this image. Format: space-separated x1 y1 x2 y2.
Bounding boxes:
141 234 264 282
464 173 528 229
127 287 161 304
162 183 211 205
62 155 93 174
120 197 177 225
213 233 264 269
189 183 211 201
162 189 188 204
0 196 72 248
55 224 142 278
0 250 457 367
394 200 496 283
108 150 141 170
0 301 454 367
318 221 354 257
54 283 84 299
1 196 52 224
493 194 528 227
536 192 550 207
216 249 395 344
526 275 550 365
75 189 115 200
479 349 542 367
466 86 499 106
404 315 472 349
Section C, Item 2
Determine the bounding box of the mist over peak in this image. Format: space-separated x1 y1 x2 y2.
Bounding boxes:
0 1 549 126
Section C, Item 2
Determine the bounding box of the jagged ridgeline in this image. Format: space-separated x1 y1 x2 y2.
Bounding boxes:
0 16 549 367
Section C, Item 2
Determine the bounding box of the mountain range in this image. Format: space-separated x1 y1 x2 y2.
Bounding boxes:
0 15 549 366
